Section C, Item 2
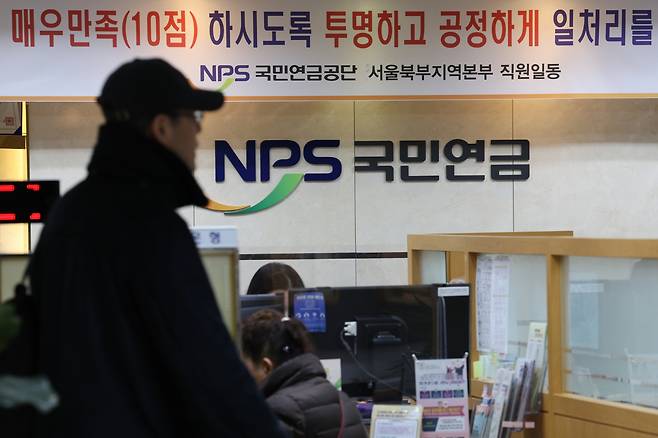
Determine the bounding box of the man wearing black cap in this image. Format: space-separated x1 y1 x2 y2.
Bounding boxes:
24 59 287 437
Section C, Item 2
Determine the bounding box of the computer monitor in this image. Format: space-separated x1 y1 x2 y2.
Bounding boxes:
199 248 240 338
289 285 443 400
436 284 470 360
239 293 285 323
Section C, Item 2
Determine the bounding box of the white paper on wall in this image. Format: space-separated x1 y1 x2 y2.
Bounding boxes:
477 255 511 355
476 256 493 352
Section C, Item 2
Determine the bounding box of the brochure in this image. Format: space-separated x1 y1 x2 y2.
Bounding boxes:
415 358 470 438
486 367 514 438
470 385 493 438
526 322 547 412
370 405 423 438
501 358 534 437
513 359 535 428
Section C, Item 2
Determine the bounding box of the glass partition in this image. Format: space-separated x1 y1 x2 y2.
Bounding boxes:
476 254 547 380
564 257 658 408
419 250 447 284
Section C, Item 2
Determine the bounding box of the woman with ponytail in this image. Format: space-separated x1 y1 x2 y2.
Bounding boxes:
241 310 367 438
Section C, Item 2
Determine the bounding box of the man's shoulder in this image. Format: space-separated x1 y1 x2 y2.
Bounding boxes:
43 177 189 243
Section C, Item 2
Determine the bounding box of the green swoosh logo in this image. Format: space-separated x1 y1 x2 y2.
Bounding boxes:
225 173 303 215
216 77 235 92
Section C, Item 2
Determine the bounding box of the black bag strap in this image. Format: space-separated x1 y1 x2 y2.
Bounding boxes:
337 391 345 438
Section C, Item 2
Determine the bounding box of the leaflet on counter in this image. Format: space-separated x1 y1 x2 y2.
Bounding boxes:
371 405 423 438
415 358 470 438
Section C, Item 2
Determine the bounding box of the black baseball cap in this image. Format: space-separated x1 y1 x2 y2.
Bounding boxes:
98 58 224 121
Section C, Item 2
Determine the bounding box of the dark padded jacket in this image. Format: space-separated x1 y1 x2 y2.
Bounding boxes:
24 123 286 438
262 353 367 438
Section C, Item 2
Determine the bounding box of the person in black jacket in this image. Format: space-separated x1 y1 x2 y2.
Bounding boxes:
25 59 287 438
241 310 367 438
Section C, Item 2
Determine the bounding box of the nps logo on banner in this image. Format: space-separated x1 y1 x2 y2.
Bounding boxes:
207 139 342 215
3 2 658 97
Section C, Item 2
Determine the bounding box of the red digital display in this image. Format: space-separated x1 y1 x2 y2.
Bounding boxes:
0 181 59 224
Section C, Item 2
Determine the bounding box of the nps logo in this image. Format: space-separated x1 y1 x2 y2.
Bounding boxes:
207 139 342 215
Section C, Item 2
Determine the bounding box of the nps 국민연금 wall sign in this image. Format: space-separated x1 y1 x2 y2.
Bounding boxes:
0 0 656 99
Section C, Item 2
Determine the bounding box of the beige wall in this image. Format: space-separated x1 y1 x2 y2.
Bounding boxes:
0 135 28 254
26 99 658 289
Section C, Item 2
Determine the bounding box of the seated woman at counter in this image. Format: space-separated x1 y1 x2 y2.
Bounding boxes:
241 309 367 438
246 262 305 295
